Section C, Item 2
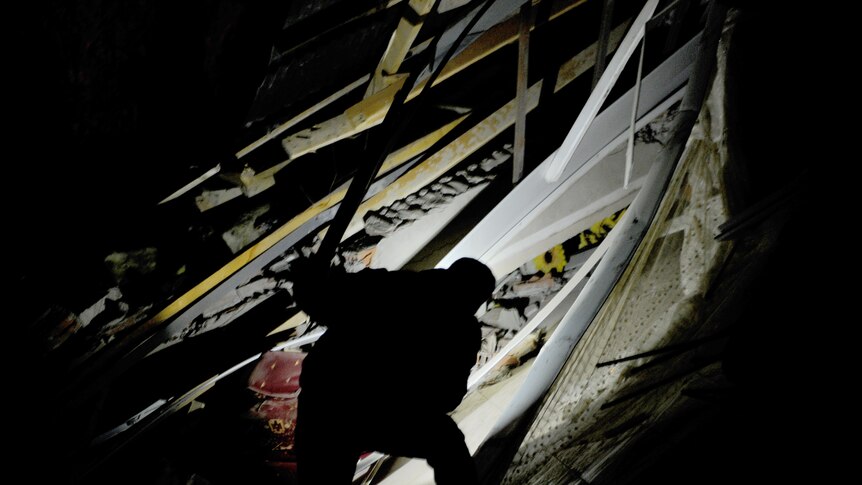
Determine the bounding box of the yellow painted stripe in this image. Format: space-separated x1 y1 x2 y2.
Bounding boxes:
146 116 468 326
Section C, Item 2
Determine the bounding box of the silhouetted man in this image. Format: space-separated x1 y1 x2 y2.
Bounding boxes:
291 257 495 484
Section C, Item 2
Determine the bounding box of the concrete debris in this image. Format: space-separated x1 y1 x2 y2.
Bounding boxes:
523 302 540 320
102 305 153 337
240 166 276 197
480 144 513 172
267 251 301 273
635 105 678 145
512 273 562 298
365 212 402 237
391 200 410 211
480 329 546 386
222 205 273 254
79 287 125 328
105 248 158 285
480 306 523 331
203 277 281 318
195 187 243 212
236 277 281 300
474 211 625 378
361 143 511 238
300 236 321 258
445 178 470 193
438 183 460 196
399 205 427 220
342 246 377 272
455 170 486 185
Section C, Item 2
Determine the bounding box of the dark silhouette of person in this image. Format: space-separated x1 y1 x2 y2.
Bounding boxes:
291 257 495 484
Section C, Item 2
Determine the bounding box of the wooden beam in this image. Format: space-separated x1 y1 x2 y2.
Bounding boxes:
159 164 221 205
512 2 531 184
281 74 408 159
285 21 632 245
140 18 628 334
341 80 543 240
365 0 436 97
554 20 629 92
592 0 616 89
235 75 369 159
279 0 587 161
238 112 468 197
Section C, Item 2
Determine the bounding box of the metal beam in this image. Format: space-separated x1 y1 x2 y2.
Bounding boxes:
625 35 645 189
474 3 727 478
545 0 658 183
439 30 697 274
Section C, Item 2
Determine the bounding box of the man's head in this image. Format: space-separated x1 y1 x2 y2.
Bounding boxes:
447 258 495 314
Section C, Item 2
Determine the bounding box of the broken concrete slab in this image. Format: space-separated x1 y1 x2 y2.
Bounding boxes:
480 306 523 331
195 187 243 212
222 205 273 254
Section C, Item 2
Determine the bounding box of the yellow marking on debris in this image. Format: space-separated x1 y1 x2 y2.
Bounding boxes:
282 75 408 159
281 0 590 160
343 80 543 238
144 16 628 330
267 311 310 337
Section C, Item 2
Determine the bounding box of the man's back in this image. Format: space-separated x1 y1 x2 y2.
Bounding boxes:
295 266 481 414
292 258 495 484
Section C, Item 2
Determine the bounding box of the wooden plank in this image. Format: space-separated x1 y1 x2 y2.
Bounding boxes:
339 21 637 241
343 80 544 239
512 2 531 184
158 164 221 205
131 19 632 342
279 0 587 161
235 75 369 159
592 0 616 89
281 74 408 159
365 0 436 97
237 112 468 198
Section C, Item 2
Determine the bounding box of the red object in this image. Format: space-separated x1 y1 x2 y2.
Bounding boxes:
248 351 305 398
248 351 306 471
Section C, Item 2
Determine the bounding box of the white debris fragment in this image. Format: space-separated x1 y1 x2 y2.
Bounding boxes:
79 287 124 328
512 274 562 298
480 306 523 331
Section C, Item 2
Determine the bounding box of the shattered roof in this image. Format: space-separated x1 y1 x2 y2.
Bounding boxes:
13 1 831 483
